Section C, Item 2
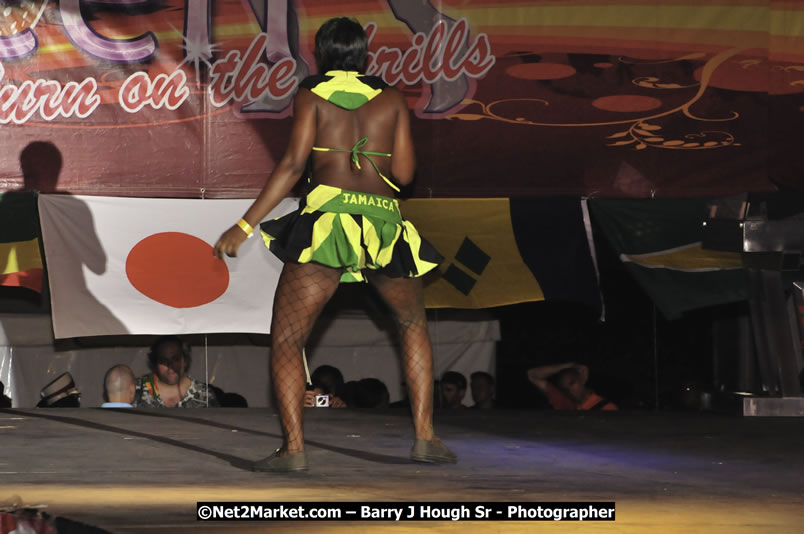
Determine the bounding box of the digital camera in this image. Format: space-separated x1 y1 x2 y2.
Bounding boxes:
315 394 330 408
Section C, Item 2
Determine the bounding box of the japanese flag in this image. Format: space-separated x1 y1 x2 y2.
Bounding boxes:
38 195 298 339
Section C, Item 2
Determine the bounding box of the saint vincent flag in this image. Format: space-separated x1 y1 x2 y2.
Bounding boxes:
0 192 44 293
38 195 298 339
400 198 602 317
589 198 749 319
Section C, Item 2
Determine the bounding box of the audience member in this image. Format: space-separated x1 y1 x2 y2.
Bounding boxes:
312 365 345 397
134 336 219 408
209 384 225 404
36 372 81 408
0 381 11 408
341 380 359 407
389 381 411 409
101 364 136 408
209 384 249 407
304 365 347 408
440 371 467 409
528 362 617 411
353 378 390 409
470 371 496 409
221 392 248 407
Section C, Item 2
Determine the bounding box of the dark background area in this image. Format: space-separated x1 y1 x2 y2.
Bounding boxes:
493 227 719 411
0 213 776 412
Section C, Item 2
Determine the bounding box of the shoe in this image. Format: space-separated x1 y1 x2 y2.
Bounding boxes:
253 449 308 472
410 437 457 464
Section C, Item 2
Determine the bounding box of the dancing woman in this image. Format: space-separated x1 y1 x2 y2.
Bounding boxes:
214 17 456 472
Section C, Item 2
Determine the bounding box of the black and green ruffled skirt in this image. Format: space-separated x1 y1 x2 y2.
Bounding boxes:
259 184 443 283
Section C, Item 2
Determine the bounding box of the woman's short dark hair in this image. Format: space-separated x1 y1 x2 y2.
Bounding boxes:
314 17 368 73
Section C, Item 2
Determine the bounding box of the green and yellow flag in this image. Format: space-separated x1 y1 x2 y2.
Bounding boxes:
589 198 749 319
0 192 44 293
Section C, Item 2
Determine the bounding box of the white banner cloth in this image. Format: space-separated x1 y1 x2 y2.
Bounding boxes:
39 195 298 338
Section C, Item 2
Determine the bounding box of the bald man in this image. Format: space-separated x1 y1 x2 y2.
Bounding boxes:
102 364 136 408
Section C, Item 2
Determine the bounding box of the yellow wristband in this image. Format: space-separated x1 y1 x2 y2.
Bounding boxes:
236 218 254 238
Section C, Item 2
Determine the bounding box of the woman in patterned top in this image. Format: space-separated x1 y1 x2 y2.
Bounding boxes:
133 335 219 408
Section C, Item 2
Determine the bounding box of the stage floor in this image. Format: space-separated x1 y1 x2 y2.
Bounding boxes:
1 407 802 533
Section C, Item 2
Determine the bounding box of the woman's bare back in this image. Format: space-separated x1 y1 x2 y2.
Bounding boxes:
305 87 414 196
214 73 416 259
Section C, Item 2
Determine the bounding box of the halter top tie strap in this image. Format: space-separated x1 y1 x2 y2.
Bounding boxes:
312 136 399 192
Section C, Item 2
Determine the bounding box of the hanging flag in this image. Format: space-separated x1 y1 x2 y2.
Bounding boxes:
589 198 749 319
400 198 601 316
38 195 298 339
0 192 43 293
510 197 603 318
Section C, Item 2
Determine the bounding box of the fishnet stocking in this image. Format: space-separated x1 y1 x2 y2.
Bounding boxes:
367 272 435 441
270 261 341 454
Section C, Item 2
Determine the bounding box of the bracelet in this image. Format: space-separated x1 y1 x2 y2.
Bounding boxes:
236 218 254 238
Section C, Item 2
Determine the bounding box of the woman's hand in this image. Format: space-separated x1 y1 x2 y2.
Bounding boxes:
213 225 249 259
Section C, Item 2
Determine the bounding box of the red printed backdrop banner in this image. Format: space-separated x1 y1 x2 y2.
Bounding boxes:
0 1 802 199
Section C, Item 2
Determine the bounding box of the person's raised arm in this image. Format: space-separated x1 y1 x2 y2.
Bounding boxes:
214 90 317 259
527 362 577 390
390 90 415 186
575 364 589 386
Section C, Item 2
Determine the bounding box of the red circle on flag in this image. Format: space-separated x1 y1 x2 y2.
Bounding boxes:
126 232 229 308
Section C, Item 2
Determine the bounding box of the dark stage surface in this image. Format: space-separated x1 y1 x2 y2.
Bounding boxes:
1 408 802 533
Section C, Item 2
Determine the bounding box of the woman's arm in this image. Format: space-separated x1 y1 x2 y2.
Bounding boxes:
213 90 317 259
390 89 416 186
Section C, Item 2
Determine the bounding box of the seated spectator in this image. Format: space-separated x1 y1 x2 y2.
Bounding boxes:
470 371 496 409
209 384 225 404
390 381 411 409
0 381 11 408
304 365 347 408
439 371 467 409
528 362 617 411
312 365 345 397
341 380 359 407
209 384 249 407
36 372 81 408
101 364 136 408
353 378 390 409
134 335 219 408
221 392 248 407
